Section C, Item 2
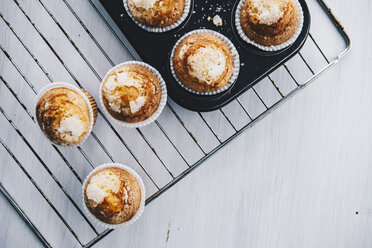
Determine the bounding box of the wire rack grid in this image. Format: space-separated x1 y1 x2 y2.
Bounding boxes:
0 0 350 247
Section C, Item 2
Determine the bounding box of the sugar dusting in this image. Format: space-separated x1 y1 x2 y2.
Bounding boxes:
129 96 146 113
86 170 121 204
103 70 148 114
128 0 158 10
249 0 284 25
188 46 226 85
57 116 85 143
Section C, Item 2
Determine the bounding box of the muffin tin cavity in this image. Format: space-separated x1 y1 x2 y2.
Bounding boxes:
99 0 310 112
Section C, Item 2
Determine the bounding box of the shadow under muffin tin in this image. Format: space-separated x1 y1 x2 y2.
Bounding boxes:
99 0 311 112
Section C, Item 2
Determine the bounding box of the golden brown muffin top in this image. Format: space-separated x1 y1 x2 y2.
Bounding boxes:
127 0 185 27
173 33 234 93
240 0 299 44
101 64 161 123
84 167 142 224
36 87 91 146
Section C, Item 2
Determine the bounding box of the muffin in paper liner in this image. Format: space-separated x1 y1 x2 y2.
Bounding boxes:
235 0 304 52
123 0 191 33
82 163 146 229
34 82 96 147
99 61 167 128
170 29 240 96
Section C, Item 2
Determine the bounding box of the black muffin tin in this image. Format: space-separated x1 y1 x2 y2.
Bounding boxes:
99 0 311 112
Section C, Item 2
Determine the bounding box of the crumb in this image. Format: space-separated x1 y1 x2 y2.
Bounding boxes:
213 15 223 27
207 16 212 21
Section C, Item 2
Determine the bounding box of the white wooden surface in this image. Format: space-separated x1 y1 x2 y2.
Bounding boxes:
0 0 369 247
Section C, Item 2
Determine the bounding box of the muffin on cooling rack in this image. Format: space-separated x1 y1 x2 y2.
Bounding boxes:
126 0 186 28
35 83 97 146
240 0 300 46
100 62 165 126
172 31 236 94
83 164 144 226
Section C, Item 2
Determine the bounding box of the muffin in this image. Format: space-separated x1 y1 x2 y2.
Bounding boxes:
101 63 163 124
126 0 186 28
84 166 143 225
172 32 235 93
36 84 96 146
240 0 300 46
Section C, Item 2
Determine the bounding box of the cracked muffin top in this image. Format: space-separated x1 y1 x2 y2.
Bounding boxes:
101 64 162 123
173 33 234 93
127 0 185 28
36 87 91 146
84 167 142 224
240 0 300 46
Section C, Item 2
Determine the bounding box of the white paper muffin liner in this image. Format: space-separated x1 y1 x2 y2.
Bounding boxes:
123 0 191 33
235 0 304 52
34 82 95 147
82 163 146 229
170 29 240 96
99 61 167 128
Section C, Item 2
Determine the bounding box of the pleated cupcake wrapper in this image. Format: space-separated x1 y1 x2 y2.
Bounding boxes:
235 0 304 52
123 0 191 33
170 29 240 96
99 61 167 128
80 89 98 124
34 82 96 148
82 163 146 229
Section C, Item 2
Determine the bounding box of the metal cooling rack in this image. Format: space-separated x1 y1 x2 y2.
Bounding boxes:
0 0 351 247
